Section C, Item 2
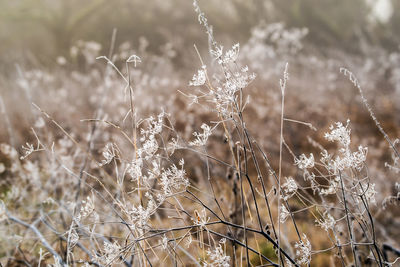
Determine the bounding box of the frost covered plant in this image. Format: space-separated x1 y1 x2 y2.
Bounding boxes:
142 134 159 158
385 139 399 173
68 229 79 248
185 234 193 248
189 66 207 86
364 183 377 205
316 212 336 232
281 177 298 200
383 182 400 209
319 176 340 196
140 112 165 138
2 1 398 266
20 142 35 159
219 43 240 64
159 161 189 198
48 255 64 267
190 123 212 146
323 120 368 172
138 112 166 159
294 234 312 265
211 65 256 115
203 243 230 267
100 143 118 166
127 157 143 182
98 241 121 265
324 120 351 147
79 195 95 218
161 234 169 250
126 54 142 67
279 204 290 223
295 153 314 169
192 208 210 228
192 0 256 117
129 200 156 231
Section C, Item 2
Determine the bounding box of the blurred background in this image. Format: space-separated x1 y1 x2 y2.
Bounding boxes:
0 0 399 69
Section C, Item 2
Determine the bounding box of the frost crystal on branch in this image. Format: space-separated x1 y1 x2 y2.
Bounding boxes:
129 200 156 230
20 142 35 159
316 212 336 232
281 177 298 200
280 204 290 223
80 195 95 218
204 244 230 267
126 54 141 67
142 134 158 158
128 158 143 181
294 234 312 265
364 183 377 205
189 67 207 86
192 208 210 228
295 153 315 169
160 162 189 197
320 176 340 196
68 230 79 248
211 45 223 60
220 43 240 64
189 123 212 146
324 120 351 148
101 241 121 265
323 120 368 172
100 143 117 166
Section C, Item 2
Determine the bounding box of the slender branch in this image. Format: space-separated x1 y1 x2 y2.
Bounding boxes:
6 212 64 265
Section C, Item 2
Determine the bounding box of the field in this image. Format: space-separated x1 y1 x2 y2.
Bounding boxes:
0 1 399 266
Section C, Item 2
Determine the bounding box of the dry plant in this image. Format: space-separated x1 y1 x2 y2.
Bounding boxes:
0 1 399 267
